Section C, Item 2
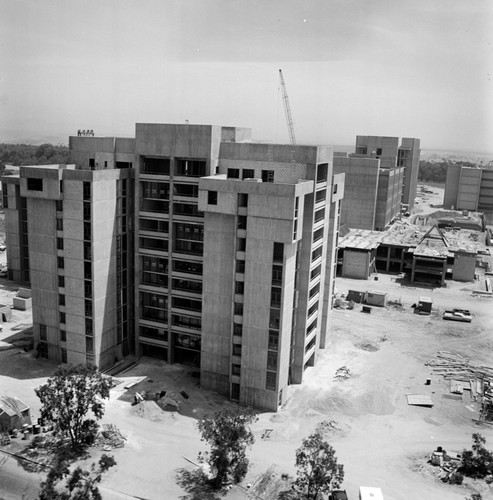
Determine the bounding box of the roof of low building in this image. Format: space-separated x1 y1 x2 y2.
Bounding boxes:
0 396 29 417
339 220 489 256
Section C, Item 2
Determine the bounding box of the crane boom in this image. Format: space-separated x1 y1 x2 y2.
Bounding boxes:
279 69 296 145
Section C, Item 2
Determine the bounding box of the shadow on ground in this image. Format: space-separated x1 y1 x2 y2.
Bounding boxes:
0 348 57 380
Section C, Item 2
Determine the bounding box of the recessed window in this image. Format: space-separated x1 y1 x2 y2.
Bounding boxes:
57 237 64 250
59 312 66 324
233 323 242 336
242 169 255 180
40 324 47 341
58 275 65 288
235 281 244 295
262 170 274 183
268 331 279 351
238 193 248 207
233 344 242 356
236 260 245 273
208 190 218 205
227 168 240 179
27 178 43 191
61 348 67 363
237 238 246 252
59 294 65 306
238 216 247 230
232 364 241 376
57 257 64 269
60 329 66 342
267 351 278 371
266 371 277 390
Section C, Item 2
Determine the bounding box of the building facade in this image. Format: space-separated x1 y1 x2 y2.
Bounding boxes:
333 135 420 231
2 163 135 368
2 123 344 411
443 164 493 214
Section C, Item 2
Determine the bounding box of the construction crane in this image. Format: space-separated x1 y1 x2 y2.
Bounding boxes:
279 69 296 145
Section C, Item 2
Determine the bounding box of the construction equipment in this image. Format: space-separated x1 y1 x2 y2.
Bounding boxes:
278 69 296 145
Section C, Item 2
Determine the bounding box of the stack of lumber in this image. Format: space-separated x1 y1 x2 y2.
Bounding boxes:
425 351 493 381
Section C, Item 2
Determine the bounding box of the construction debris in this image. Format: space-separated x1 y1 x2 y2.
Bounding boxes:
334 366 351 380
99 423 126 449
425 351 493 423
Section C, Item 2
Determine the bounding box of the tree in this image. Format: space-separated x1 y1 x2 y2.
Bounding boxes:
39 454 116 500
35 364 113 450
459 433 493 479
292 431 344 499
196 408 258 490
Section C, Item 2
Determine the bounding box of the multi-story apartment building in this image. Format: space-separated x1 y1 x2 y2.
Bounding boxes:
443 164 493 215
198 143 344 409
2 123 344 411
333 135 420 231
2 162 135 367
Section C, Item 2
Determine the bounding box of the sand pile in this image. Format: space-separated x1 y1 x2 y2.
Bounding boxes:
133 400 168 422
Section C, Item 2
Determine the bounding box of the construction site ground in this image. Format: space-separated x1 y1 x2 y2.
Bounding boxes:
1 185 493 500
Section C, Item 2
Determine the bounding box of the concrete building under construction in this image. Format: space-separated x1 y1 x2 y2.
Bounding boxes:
337 222 490 285
333 136 420 231
2 123 344 411
443 164 493 216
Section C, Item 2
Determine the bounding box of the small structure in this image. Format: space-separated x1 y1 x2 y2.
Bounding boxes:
346 290 387 307
366 291 387 307
0 304 12 322
406 394 434 407
417 296 432 314
0 396 31 432
13 288 32 311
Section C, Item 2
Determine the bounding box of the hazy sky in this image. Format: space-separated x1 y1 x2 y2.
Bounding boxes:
1 0 492 151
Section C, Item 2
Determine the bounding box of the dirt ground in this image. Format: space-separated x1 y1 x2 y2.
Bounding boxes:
1 185 493 499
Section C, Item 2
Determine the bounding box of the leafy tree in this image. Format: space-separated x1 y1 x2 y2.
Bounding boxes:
0 142 69 174
39 454 116 500
292 431 344 499
196 408 258 490
459 433 493 479
35 364 113 450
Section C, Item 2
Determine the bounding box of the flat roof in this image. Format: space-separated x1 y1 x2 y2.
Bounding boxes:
339 221 489 256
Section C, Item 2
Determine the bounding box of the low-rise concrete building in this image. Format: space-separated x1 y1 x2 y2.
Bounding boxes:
338 222 490 285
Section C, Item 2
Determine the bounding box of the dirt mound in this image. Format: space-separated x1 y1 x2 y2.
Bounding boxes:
133 400 169 422
355 340 380 352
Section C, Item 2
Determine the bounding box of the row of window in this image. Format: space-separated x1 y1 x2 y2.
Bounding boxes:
142 158 207 177
226 168 275 182
266 242 284 391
